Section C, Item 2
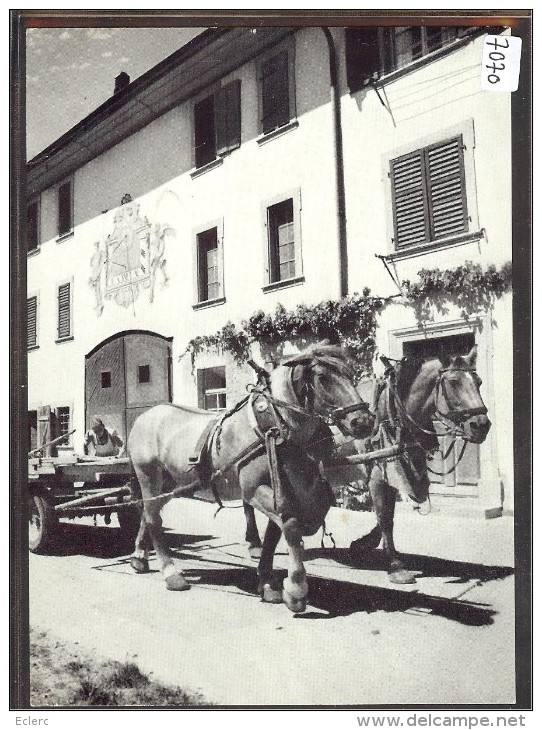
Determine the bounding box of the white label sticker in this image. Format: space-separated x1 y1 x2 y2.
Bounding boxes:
481 35 522 91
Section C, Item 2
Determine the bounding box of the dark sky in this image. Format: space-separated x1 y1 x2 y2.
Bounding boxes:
26 26 203 159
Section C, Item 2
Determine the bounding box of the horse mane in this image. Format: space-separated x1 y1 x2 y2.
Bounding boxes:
281 342 356 380
394 356 425 400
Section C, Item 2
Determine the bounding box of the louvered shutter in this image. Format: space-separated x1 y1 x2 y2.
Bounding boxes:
426 137 468 240
58 283 71 339
58 181 72 236
27 296 37 348
194 95 216 168
216 79 241 156
261 51 290 134
345 27 381 92
391 151 430 248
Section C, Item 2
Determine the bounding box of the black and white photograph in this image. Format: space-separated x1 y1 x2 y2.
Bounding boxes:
11 9 532 713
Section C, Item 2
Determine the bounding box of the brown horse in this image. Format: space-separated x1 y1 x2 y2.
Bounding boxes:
349 346 491 584
127 344 374 612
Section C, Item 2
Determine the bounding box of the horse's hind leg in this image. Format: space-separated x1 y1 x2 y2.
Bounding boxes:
244 502 263 559
282 517 308 613
371 476 415 584
130 517 151 574
257 519 283 603
133 463 190 591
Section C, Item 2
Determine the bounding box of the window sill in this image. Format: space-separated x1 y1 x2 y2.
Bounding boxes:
190 157 224 179
193 297 226 311
388 229 485 261
55 335 74 345
27 246 41 257
27 345 39 352
263 275 305 293
257 120 299 146
56 231 74 244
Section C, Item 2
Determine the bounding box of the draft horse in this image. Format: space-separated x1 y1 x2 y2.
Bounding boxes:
127 343 374 612
350 345 491 584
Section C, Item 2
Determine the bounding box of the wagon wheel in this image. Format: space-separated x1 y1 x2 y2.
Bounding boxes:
28 493 58 554
117 505 142 548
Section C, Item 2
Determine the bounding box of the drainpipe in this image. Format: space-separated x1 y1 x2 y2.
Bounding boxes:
321 27 348 298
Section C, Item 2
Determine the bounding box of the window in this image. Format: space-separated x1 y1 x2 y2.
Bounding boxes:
101 371 111 389
194 80 241 168
258 46 295 135
27 198 40 252
263 189 302 288
57 282 72 339
196 228 221 302
56 406 71 438
27 296 37 349
198 366 227 411
57 179 73 237
138 364 150 384
193 219 225 306
390 136 468 249
346 26 477 91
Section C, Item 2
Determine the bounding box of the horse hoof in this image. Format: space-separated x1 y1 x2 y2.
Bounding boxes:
389 568 416 584
165 573 191 591
130 556 150 574
349 530 381 560
248 545 263 560
282 590 307 614
259 583 283 604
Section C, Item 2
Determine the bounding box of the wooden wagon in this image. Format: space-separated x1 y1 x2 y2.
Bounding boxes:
28 450 140 554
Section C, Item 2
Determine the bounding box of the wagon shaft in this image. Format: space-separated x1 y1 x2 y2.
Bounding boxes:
332 443 403 466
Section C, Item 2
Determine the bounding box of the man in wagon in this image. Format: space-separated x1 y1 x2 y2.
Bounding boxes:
83 416 125 458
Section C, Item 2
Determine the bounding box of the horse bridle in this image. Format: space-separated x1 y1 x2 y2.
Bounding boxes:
433 366 488 428
388 362 487 441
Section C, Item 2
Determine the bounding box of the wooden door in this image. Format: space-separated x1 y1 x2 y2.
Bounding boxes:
85 332 172 445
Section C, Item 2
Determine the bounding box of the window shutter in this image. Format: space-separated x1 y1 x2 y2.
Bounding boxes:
58 283 71 339
27 296 37 348
194 95 216 168
58 181 72 236
261 51 290 134
216 79 241 156
391 151 429 248
345 27 381 92
27 201 39 251
426 137 468 240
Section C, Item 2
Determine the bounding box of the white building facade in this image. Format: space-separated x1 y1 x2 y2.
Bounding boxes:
26 25 513 517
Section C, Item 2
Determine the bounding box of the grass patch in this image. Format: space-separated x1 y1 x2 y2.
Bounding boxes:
30 628 210 707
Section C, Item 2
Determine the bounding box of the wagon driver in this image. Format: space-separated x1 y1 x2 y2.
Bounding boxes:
83 416 125 458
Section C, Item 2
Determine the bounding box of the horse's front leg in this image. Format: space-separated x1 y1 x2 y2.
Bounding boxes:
243 502 263 559
256 519 283 603
371 475 415 584
282 517 308 613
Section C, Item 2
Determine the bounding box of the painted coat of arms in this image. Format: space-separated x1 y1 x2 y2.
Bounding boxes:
89 200 171 315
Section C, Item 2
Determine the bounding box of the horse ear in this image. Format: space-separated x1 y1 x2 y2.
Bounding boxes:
380 356 394 371
465 345 478 368
439 352 452 368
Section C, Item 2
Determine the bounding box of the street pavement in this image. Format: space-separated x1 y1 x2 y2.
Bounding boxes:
29 498 516 706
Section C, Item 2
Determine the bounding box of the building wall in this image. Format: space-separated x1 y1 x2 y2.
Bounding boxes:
27 28 513 515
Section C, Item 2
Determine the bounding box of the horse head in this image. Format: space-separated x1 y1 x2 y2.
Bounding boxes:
276 342 375 439
435 346 491 444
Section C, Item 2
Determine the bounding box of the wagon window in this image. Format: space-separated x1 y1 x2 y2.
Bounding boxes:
101 371 111 389
138 364 150 384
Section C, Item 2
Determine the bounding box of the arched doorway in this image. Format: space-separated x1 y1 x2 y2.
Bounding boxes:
85 331 172 443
